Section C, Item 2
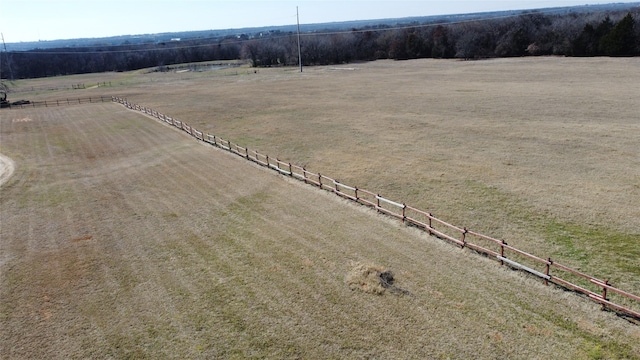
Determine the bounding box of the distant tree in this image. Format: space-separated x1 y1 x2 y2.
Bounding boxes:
240 40 261 67
573 16 615 56
453 21 497 59
387 31 409 60
263 42 287 66
431 26 453 58
599 13 637 56
495 27 529 56
455 32 481 59
218 38 241 60
369 30 390 59
405 29 428 59
572 23 598 56
353 30 379 61
326 33 356 64
545 15 582 55
299 36 322 65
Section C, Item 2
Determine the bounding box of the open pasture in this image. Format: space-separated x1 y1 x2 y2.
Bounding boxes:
133 58 640 290
14 57 639 290
1 57 639 358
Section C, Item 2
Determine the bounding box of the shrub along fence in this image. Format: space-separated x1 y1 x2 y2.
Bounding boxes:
112 96 640 321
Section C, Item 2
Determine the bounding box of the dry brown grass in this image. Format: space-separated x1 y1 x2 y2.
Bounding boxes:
2 58 640 358
346 262 397 295
43 56 637 292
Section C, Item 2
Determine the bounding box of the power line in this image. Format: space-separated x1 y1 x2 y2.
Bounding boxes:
297 6 302 72
0 7 613 56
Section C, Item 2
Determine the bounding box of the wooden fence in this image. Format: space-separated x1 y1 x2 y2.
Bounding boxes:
4 96 111 109
112 96 640 322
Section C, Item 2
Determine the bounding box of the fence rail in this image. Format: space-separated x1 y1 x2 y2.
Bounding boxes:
3 96 111 109
111 96 640 321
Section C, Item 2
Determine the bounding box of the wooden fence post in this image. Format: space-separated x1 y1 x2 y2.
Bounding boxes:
461 227 467 248
402 203 406 223
545 258 551 285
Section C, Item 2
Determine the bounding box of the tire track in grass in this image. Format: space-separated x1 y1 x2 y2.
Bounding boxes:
57 110 185 356
1 108 88 358
0 152 15 187
144 143 365 355
60 106 157 354
124 144 268 347
38 106 144 356
73 108 206 356
72 108 261 355
1 105 191 358
38 107 110 357
126 139 293 356
97 116 369 354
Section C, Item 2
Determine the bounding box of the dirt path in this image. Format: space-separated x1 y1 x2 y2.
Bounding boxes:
0 153 15 187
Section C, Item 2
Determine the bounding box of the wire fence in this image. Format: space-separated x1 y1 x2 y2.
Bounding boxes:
3 96 111 109
8 82 113 93
112 96 640 321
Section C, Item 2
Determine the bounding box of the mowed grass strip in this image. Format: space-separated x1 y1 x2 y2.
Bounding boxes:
1 104 639 359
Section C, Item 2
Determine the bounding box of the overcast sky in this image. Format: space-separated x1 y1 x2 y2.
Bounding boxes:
1 0 639 43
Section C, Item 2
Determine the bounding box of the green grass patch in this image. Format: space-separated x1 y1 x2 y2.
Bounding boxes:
544 220 640 276
461 180 640 288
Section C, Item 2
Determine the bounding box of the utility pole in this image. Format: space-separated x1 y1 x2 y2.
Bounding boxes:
297 6 302 73
1 33 15 81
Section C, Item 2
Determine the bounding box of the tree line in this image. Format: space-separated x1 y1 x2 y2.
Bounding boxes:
1 9 638 79
1 37 242 79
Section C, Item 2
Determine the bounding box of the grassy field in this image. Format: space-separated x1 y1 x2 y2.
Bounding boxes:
12 57 639 288
1 58 639 358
